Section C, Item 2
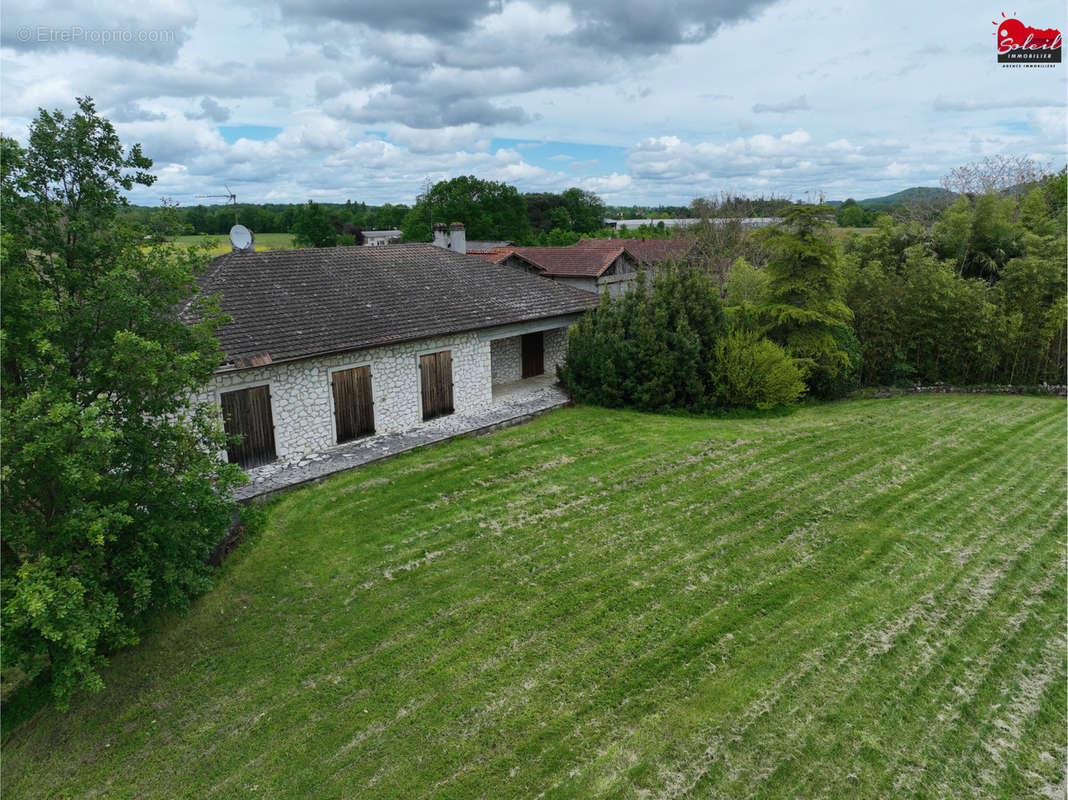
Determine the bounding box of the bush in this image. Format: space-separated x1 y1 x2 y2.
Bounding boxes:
714 332 806 409
806 324 862 399
559 265 807 413
558 266 726 412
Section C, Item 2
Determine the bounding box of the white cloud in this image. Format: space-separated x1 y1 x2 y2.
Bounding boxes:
386 123 490 154
1 0 1064 205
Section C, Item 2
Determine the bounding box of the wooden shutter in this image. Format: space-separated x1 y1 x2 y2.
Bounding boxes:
332 365 375 443
419 350 454 421
521 332 544 379
221 385 277 468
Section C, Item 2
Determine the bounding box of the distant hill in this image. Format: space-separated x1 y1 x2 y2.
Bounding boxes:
854 187 957 208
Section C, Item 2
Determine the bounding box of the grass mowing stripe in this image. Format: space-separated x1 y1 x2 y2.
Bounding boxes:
585 399 1068 794
200 401 1068 794
271 405 978 794
2 397 1064 800
772 508 1065 799
756 422 1068 798
734 412 1067 796
551 408 1033 790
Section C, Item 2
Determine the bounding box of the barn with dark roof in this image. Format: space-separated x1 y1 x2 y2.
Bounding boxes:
190 243 595 469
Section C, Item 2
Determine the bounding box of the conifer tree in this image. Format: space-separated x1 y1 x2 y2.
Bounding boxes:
757 205 855 398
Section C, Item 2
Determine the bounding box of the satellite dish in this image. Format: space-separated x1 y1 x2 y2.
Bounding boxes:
229 224 254 251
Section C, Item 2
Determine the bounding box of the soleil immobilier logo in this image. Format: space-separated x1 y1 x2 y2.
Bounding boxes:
993 13 1061 62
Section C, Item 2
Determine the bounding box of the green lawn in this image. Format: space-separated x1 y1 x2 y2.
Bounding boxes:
3 396 1065 798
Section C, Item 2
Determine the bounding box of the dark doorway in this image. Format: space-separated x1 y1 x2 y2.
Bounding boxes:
332 365 375 443
521 332 544 379
220 385 277 468
420 350 454 420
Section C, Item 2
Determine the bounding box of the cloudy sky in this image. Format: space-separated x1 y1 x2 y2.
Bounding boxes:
1 0 1065 207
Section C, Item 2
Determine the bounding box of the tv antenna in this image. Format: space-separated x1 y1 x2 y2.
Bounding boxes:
196 185 238 224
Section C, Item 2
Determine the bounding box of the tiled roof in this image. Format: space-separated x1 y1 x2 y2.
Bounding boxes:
466 246 516 263
466 240 514 252
574 237 693 264
507 246 629 277
192 244 596 369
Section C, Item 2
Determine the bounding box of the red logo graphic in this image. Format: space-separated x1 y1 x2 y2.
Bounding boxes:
993 13 1062 62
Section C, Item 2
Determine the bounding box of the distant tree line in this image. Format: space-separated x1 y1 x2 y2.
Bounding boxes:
560 162 1066 414
119 200 412 238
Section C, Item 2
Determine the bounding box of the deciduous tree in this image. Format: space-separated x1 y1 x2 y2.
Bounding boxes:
401 176 532 243
1 98 242 708
291 200 338 247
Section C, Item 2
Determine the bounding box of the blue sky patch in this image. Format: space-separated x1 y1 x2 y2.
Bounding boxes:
218 125 283 144
492 139 629 175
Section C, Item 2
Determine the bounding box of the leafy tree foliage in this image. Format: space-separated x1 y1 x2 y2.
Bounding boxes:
147 197 182 242
533 228 582 247
121 200 411 237
756 206 856 398
1 99 242 708
844 173 1066 386
835 199 878 227
724 256 769 307
291 200 338 247
524 188 606 237
402 176 532 243
559 188 606 234
932 193 1022 280
690 192 793 219
558 267 725 413
714 332 805 410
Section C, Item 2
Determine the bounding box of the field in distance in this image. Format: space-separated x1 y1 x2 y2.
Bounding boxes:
168 232 296 256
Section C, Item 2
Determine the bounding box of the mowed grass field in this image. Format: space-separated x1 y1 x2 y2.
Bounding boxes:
3 396 1065 799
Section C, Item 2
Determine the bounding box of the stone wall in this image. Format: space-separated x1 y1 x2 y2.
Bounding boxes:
489 325 570 385
196 330 492 463
490 336 522 384
544 326 568 373
195 316 583 467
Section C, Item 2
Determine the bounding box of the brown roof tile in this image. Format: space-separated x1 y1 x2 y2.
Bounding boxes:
466 246 516 263
192 244 596 368
574 237 693 264
507 245 629 277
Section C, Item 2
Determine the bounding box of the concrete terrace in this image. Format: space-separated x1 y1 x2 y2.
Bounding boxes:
235 374 567 501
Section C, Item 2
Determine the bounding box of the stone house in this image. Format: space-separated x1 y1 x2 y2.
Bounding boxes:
190 243 595 468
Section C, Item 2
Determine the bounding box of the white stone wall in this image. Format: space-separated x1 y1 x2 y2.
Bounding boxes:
490 336 522 384
489 325 570 385
544 326 568 374
196 330 492 464
194 316 583 466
